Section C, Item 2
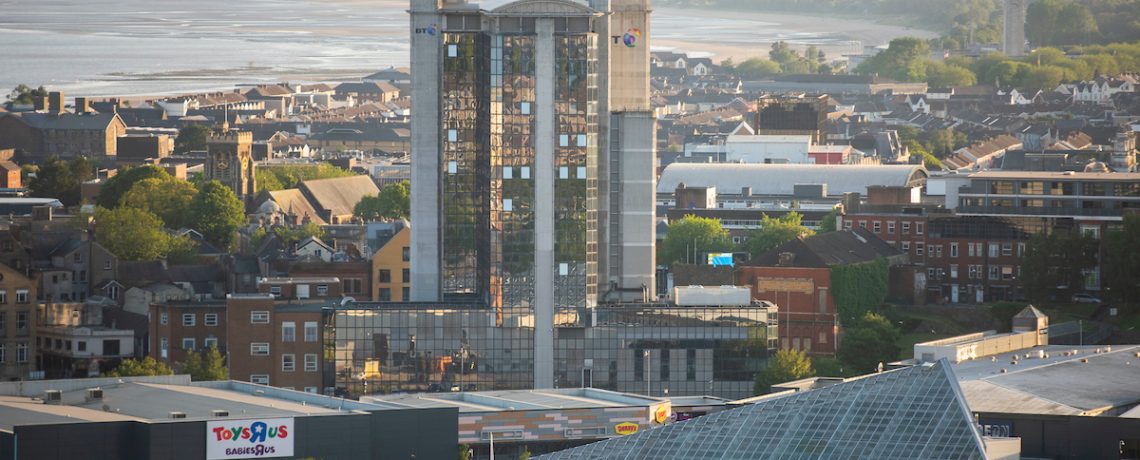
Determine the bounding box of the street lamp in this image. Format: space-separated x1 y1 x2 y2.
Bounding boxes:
644 350 651 396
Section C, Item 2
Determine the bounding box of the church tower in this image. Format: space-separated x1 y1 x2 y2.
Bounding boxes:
206 129 256 203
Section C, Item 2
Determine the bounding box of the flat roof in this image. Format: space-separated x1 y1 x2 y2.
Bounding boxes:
364 388 665 413
952 344 1140 416
0 378 385 429
969 171 1140 181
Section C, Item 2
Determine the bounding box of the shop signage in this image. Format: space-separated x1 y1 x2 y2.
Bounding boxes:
206 417 294 459
614 422 639 436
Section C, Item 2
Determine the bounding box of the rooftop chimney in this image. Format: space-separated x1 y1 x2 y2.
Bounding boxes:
33 96 49 112
75 97 91 114
48 91 65 114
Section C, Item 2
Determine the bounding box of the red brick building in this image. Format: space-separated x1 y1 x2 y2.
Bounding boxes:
149 301 227 365
225 294 325 393
737 228 905 355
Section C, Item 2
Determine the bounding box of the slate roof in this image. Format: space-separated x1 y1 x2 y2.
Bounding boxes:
742 228 903 268
299 175 380 220
15 112 124 130
539 360 988 460
263 188 327 225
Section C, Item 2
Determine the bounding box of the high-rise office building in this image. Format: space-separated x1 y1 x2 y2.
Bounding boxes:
409 0 656 389
1002 0 1028 57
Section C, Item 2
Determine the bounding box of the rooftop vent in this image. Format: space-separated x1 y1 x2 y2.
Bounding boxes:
170 411 187 419
86 388 103 402
211 410 230 417
43 390 62 405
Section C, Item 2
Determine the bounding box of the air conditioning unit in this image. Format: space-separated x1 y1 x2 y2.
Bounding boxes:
170 411 187 419
212 410 230 417
43 390 62 404
86 388 103 402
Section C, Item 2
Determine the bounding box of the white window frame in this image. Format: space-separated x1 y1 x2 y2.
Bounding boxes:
282 354 296 372
204 337 218 349
16 343 27 363
182 338 196 350
282 322 296 342
204 313 218 327
182 313 195 327
250 374 269 385
160 312 168 325
251 311 270 324
305 353 318 372
251 343 270 356
304 322 319 342
950 243 958 258
15 289 28 303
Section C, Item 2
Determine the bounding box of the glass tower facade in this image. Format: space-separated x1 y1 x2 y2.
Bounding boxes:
328 303 776 399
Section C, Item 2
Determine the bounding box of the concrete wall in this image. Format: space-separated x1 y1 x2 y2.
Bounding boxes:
610 112 657 298
409 0 442 301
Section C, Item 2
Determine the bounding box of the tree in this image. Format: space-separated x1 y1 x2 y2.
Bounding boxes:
818 209 838 233
925 62 977 87
95 207 188 261
837 312 901 374
906 140 944 170
255 163 356 192
188 181 246 250
1021 230 1099 302
733 58 782 78
27 157 81 206
754 348 815 395
69 156 96 183
97 165 170 209
274 221 325 247
175 125 212 153
180 346 228 381
105 357 174 377
5 84 47 107
659 216 733 267
354 180 410 221
856 37 931 82
1104 215 1140 305
120 177 199 229
458 444 473 460
743 212 814 258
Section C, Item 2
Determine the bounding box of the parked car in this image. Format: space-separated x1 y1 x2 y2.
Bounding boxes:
1072 293 1102 303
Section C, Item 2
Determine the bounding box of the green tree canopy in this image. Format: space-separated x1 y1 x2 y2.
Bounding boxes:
754 348 815 395
743 212 814 259
1021 230 1099 302
180 346 228 381
273 221 325 247
188 180 246 250
659 215 733 267
855 37 931 82
175 125 212 153
105 356 174 377
354 180 410 221
837 312 901 374
95 206 192 261
1104 215 1140 305
818 208 838 233
120 177 199 229
5 84 47 107
925 61 977 87
732 58 782 78
28 157 82 206
97 165 171 209
906 140 944 170
1027 0 1100 47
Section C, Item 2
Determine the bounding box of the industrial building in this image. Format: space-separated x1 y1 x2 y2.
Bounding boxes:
0 375 457 460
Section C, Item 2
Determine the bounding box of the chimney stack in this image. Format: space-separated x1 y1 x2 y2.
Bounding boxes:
48 91 65 114
34 96 49 112
75 97 91 114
